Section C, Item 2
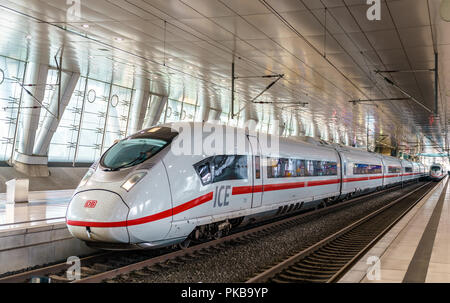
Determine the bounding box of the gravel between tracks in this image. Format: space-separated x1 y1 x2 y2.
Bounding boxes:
110 182 424 283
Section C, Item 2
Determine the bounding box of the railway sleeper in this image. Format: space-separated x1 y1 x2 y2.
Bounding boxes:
80 266 101 276
285 267 337 275
321 246 361 254
309 253 353 261
91 263 113 272
315 250 356 258
326 242 366 249
305 255 348 265
290 263 341 272
48 275 70 283
276 273 329 282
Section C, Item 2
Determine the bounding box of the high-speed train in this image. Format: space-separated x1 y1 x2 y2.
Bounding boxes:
66 122 426 250
430 163 445 181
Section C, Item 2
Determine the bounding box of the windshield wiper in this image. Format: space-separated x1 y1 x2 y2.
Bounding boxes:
104 152 147 171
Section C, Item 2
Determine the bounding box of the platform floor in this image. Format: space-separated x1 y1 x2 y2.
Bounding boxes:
339 177 450 283
0 189 73 231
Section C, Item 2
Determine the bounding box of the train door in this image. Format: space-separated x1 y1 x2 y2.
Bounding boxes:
381 158 386 188
335 148 344 198
247 135 263 208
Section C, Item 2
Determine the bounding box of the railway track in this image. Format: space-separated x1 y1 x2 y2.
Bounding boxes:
246 181 437 283
0 181 430 283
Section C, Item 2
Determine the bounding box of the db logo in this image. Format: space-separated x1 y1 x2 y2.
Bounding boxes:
84 200 97 208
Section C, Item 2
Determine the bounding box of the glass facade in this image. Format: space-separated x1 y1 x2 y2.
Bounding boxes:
0 56 26 161
0 54 296 165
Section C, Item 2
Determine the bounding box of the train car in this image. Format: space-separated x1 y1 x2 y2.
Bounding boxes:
336 147 383 196
417 163 425 179
429 163 445 181
400 159 414 182
411 162 421 181
380 155 402 187
65 122 427 250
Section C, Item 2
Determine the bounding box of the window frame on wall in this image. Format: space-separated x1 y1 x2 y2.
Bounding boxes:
0 55 27 162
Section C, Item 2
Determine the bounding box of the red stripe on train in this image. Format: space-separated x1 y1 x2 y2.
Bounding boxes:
66 192 214 228
307 179 340 186
343 177 369 182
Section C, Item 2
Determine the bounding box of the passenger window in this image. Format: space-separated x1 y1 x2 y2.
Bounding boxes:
354 163 382 174
323 161 338 176
353 163 368 174
296 159 305 177
388 166 401 173
313 161 324 176
255 156 260 179
266 158 337 178
212 155 248 183
194 159 212 186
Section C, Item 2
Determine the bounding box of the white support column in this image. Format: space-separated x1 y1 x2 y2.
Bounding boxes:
33 71 80 155
129 90 150 134
238 106 248 128
128 77 150 135
292 115 300 137
143 95 168 129
13 62 49 176
17 62 49 156
208 108 221 123
201 106 210 123
150 95 168 127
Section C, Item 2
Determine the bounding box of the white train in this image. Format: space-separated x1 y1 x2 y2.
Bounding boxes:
429 163 445 181
66 123 426 250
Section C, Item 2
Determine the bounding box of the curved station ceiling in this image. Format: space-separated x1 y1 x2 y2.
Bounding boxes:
0 0 449 161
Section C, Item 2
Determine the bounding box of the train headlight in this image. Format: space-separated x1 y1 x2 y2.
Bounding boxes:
121 172 147 192
78 169 94 188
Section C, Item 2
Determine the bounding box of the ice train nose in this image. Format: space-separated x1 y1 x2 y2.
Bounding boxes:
66 190 130 243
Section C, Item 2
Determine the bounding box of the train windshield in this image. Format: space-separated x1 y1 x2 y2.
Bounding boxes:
431 166 441 172
101 127 178 171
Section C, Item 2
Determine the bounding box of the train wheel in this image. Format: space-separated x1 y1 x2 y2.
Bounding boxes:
178 238 191 250
214 230 223 240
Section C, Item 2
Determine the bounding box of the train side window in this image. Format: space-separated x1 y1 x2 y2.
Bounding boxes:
313 161 324 176
296 159 305 177
354 163 382 174
388 166 401 173
194 158 212 185
405 167 413 173
306 160 314 176
369 165 382 174
255 156 261 179
354 163 369 175
212 155 248 183
267 157 277 178
323 161 338 176
286 159 296 177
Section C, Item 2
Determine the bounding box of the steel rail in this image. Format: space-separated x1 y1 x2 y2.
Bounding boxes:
0 181 425 283
246 181 436 283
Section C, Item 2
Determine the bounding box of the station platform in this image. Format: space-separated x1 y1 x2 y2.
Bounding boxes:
0 190 96 275
0 190 72 230
339 177 450 283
